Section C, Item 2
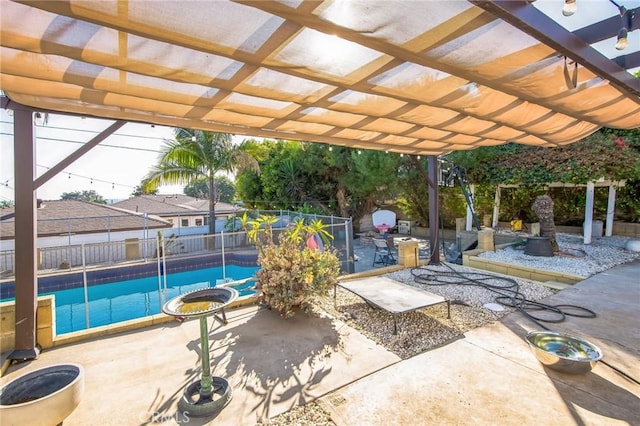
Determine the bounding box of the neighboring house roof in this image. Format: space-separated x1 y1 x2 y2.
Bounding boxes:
113 195 240 216
0 200 171 240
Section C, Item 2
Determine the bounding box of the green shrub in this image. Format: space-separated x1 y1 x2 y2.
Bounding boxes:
241 214 340 318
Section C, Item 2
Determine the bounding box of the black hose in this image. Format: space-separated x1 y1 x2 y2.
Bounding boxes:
410 263 640 385
410 262 594 328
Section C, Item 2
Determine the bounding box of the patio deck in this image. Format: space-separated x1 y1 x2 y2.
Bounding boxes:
1 259 638 425
1 304 399 425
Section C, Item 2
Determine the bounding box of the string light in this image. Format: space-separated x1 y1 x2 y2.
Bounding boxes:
562 0 577 16
616 26 628 50
615 4 630 51
34 165 135 191
563 0 634 51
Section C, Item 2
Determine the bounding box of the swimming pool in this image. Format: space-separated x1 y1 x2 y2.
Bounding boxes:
44 264 259 334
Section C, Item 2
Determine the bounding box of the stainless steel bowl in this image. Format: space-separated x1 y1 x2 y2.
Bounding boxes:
525 330 603 374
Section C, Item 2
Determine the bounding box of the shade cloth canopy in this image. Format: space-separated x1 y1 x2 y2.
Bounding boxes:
1 0 639 155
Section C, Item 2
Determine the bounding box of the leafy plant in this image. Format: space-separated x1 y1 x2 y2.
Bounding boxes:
153 231 182 257
240 213 340 318
144 129 259 235
60 190 107 204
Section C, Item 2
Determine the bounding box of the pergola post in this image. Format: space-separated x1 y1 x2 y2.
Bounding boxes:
492 186 501 228
606 185 616 237
428 156 440 265
10 109 40 360
584 181 595 244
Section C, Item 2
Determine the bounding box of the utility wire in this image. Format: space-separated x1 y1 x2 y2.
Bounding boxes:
0 132 164 153
0 120 170 141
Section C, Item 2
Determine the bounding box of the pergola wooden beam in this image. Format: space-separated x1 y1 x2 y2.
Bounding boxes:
471 0 640 97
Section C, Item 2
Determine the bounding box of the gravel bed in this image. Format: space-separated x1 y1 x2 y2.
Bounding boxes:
260 233 638 425
478 233 640 277
263 263 555 425
257 403 336 426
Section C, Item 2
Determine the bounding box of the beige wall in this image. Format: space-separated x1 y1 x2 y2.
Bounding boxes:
1 295 55 354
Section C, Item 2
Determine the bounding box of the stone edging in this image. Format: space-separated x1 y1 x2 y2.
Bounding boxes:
462 249 583 285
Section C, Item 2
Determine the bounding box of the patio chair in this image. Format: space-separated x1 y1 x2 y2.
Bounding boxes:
372 238 396 266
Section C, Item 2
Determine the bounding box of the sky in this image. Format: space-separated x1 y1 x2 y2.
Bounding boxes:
0 110 187 203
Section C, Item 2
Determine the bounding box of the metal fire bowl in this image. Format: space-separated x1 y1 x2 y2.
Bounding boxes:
162 287 238 318
525 330 603 374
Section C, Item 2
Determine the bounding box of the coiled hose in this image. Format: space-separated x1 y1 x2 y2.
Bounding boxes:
410 263 639 384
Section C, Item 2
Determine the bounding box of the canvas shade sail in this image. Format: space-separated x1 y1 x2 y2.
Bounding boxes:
1 0 638 155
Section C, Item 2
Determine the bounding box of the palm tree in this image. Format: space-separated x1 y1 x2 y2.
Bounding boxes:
144 129 259 234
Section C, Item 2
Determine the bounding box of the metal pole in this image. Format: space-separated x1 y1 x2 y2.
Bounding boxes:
345 221 353 274
107 215 111 263
221 230 226 281
428 156 440 265
161 236 167 299
81 243 90 329
156 233 163 308
198 316 213 397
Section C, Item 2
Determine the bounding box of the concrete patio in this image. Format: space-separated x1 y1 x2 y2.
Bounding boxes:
1 259 638 425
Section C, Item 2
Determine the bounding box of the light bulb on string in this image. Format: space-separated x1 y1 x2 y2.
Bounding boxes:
562 0 577 16
616 27 628 50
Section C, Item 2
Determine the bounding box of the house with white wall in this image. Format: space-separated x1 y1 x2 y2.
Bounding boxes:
112 194 240 234
0 200 172 272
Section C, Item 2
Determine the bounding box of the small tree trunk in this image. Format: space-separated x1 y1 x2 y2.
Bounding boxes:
336 184 348 218
208 176 216 235
532 194 559 254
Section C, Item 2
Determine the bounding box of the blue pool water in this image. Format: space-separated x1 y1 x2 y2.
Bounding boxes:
44 265 259 334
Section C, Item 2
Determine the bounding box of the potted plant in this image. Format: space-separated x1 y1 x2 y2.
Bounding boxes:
241 213 341 318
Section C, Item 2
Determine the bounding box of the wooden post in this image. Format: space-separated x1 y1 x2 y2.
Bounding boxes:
492 186 501 228
584 181 595 244
606 185 616 237
10 108 39 360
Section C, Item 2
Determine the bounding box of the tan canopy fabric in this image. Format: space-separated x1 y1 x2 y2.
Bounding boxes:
1 0 639 155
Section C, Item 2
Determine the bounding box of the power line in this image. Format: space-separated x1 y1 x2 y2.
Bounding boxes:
0 120 170 141
0 132 164 154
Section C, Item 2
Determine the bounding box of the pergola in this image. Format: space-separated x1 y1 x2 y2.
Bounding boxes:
489 180 626 244
1 0 638 359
